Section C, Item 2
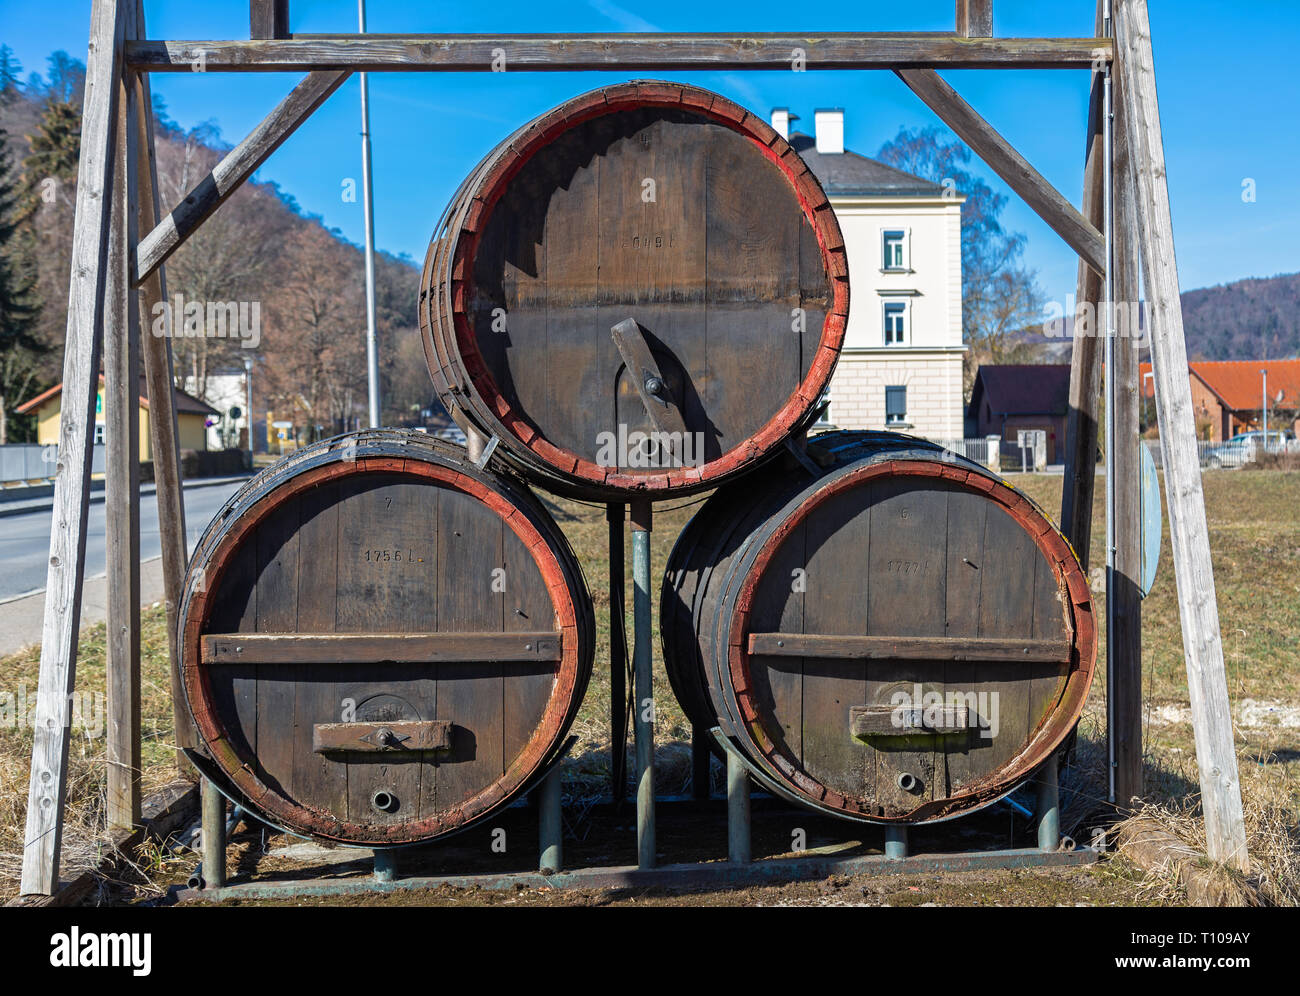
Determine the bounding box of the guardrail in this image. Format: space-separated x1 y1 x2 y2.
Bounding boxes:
1 443 106 486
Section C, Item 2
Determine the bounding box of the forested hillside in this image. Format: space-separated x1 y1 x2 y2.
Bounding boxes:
0 47 438 445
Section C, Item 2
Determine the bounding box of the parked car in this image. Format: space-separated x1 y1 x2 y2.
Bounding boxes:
1203 430 1294 469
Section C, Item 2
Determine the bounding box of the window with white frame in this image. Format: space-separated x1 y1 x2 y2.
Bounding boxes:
882 229 908 271
883 300 908 346
885 385 908 426
93 423 105 445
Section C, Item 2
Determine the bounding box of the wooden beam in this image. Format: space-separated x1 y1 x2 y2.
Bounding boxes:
201 632 564 665
1114 0 1246 870
747 633 1072 663
21 0 128 897
131 0 195 758
313 720 452 753
250 0 290 40
956 0 994 38
125 35 1113 73
895 68 1106 277
1060 0 1108 570
105 0 142 829
133 69 349 285
1111 57 1144 808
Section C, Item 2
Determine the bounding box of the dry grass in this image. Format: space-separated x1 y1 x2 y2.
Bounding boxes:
1015 469 1300 906
1 469 1296 904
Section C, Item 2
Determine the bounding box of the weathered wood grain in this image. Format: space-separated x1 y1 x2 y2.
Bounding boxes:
22 0 127 897
125 34 1111 73
1060 0 1107 569
250 0 290 40
1111 58 1144 807
105 4 142 830
748 633 1070 663
1114 0 1246 869
956 0 994 38
202 631 562 664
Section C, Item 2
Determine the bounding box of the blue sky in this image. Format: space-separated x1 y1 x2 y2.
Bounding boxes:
2 0 1298 308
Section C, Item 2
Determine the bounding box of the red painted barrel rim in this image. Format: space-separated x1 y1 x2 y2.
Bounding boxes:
440 80 849 493
725 459 1098 821
181 456 583 844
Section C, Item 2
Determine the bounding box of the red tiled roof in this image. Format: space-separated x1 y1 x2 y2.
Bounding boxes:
15 374 219 416
1138 359 1300 411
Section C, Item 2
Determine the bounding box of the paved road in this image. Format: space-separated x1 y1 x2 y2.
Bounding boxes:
0 480 247 602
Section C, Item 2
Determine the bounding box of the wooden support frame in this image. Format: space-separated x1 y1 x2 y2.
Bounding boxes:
1060 3 1108 571
956 0 994 39
132 18 194 759
105 0 142 829
250 0 290 40
124 35 1112 73
21 0 1246 895
1113 0 1246 870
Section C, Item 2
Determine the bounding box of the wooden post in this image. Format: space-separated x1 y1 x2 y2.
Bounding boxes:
956 0 993 38
105 0 142 828
1114 0 1246 870
132 0 196 758
1111 57 1144 807
21 0 127 896
1060 0 1107 569
250 0 290 40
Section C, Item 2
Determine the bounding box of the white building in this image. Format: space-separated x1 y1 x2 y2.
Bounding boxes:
773 109 967 439
182 368 251 452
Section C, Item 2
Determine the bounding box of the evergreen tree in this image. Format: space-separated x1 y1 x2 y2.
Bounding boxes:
0 46 23 104
26 98 81 188
0 128 44 443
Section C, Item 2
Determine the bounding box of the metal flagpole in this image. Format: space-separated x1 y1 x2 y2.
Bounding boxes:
359 0 381 428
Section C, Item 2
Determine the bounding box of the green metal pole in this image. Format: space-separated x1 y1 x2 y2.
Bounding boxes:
631 499 655 869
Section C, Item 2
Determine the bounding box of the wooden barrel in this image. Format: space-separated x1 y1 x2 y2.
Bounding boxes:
661 431 1096 824
421 80 849 499
178 430 594 845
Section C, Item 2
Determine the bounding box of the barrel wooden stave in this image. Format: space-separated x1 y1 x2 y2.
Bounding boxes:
421 81 848 499
179 430 594 845
661 430 1096 824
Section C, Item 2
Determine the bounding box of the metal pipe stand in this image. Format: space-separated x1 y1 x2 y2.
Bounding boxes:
1036 752 1061 852
201 777 227 889
884 826 909 860
539 764 563 874
630 499 655 870
726 750 751 864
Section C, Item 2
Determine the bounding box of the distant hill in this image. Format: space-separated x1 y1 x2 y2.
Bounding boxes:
1181 272 1300 361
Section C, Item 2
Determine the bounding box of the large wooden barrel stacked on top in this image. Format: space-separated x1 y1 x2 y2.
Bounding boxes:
420 80 849 499
178 80 1094 849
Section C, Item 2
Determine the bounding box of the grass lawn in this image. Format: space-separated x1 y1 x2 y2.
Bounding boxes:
2 466 1297 904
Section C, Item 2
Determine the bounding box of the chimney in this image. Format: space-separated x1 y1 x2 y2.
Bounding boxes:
814 108 844 154
770 107 797 140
